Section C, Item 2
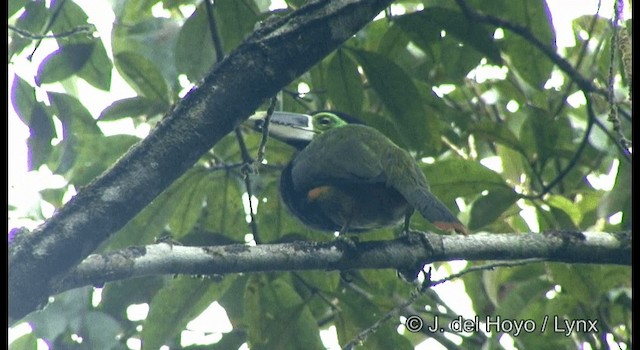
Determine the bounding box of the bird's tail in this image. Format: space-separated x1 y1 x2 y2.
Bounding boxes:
405 188 468 235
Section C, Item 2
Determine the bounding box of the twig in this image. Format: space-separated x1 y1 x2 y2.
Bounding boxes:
524 96 597 199
551 0 603 118
204 0 225 60
9 24 93 40
343 259 545 349
27 0 68 61
606 0 632 155
256 97 278 163
454 0 608 97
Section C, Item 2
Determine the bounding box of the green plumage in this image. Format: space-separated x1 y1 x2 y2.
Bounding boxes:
248 111 468 235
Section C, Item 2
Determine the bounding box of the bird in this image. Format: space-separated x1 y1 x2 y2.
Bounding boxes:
246 110 468 236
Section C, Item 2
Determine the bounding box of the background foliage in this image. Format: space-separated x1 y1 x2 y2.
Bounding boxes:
9 0 631 349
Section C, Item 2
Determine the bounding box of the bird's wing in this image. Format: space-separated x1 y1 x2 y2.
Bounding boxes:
290 124 468 234
289 125 388 190
382 149 469 235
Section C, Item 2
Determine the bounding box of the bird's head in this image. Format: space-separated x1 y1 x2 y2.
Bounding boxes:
246 111 362 150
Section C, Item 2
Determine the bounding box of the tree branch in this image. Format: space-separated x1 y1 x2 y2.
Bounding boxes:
454 0 609 97
8 0 395 322
50 231 631 297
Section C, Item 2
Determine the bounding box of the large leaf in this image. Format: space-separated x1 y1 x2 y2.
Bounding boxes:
11 75 56 170
114 51 171 103
200 171 247 242
244 275 325 350
169 169 210 238
469 120 526 154
422 159 510 203
36 43 94 85
101 168 210 250
215 0 261 53
46 91 102 175
175 2 217 82
395 8 502 64
48 1 112 90
469 187 520 230
500 1 556 89
349 48 439 152
325 50 364 116
112 18 181 100
98 96 167 121
334 283 413 350
8 1 49 59
141 276 236 349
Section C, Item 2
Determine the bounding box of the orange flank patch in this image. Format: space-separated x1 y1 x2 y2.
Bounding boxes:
433 221 470 235
307 186 332 202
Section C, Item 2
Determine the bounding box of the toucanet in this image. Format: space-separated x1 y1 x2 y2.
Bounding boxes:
247 111 468 235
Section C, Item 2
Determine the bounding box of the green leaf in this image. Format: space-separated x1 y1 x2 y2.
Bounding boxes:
11 75 56 170
600 160 631 229
25 287 93 341
9 0 28 19
201 172 247 241
244 275 325 350
114 0 156 23
395 8 502 64
112 18 181 100
348 48 439 152
8 1 48 58
519 106 558 163
334 284 413 350
36 43 95 85
102 168 209 250
169 170 209 238
141 276 235 350
8 333 38 350
501 1 555 89
47 91 101 135
65 134 139 187
469 187 520 230
78 39 112 91
175 2 217 82
325 50 363 116
546 195 582 227
46 1 112 90
215 0 260 52
98 96 167 121
46 91 101 175
10 74 36 125
82 311 122 349
377 23 410 60
469 120 526 154
493 277 552 318
422 159 510 203
99 276 166 322
26 103 55 170
114 51 170 102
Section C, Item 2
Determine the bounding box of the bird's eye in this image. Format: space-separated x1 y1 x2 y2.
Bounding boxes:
318 117 332 126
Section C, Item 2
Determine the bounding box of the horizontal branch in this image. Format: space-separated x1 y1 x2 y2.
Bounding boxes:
53 231 631 294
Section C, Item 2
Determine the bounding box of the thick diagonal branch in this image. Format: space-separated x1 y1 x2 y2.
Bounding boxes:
8 0 394 322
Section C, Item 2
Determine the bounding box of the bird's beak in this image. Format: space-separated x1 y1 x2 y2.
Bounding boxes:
246 111 317 147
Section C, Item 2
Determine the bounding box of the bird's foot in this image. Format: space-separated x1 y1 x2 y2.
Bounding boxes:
399 229 433 253
396 230 434 282
155 233 183 248
334 235 360 258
